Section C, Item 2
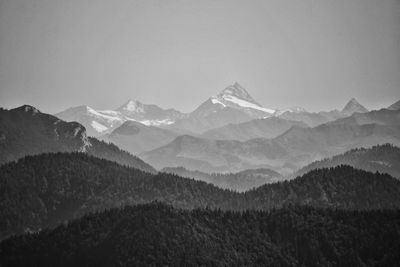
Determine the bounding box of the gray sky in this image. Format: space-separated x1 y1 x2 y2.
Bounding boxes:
0 0 399 113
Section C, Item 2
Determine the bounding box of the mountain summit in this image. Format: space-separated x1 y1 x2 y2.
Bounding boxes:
341 98 368 115
219 82 257 103
167 83 276 133
210 83 275 115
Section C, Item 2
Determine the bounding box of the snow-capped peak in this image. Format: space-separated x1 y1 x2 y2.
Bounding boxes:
220 82 255 103
208 83 275 115
118 100 145 113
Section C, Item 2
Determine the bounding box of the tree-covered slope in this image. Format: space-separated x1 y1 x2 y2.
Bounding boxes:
1 203 399 267
0 153 235 240
2 153 400 240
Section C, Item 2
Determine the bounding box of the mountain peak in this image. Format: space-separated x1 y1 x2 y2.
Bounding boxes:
388 100 400 111
220 82 255 103
13 105 40 114
342 98 368 115
118 99 144 113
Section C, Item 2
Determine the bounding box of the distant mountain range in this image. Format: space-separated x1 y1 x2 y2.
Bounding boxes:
141 108 400 174
201 117 307 141
55 101 186 137
0 105 154 173
101 120 179 154
56 83 376 138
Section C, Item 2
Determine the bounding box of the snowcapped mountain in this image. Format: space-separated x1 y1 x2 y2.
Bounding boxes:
55 106 124 136
167 82 276 133
116 100 185 125
56 101 186 137
210 82 275 116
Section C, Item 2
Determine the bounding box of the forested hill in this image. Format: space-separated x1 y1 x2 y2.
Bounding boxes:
1 153 400 239
0 153 236 240
294 143 400 179
247 165 400 210
1 203 399 267
0 105 155 173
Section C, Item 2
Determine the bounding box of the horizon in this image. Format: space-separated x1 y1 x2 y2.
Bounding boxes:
1 81 398 115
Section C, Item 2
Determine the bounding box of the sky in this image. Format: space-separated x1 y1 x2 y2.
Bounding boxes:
0 0 399 114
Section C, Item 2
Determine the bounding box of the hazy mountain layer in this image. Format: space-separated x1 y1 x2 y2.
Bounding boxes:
161 167 284 192
141 109 400 174
101 120 179 154
201 117 308 141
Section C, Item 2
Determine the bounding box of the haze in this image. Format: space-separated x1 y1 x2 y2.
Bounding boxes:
0 0 399 113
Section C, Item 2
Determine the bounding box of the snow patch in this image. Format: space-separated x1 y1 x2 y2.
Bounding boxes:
91 121 108 133
222 95 275 114
86 107 122 121
369 160 392 167
123 100 144 113
211 97 226 107
79 133 92 152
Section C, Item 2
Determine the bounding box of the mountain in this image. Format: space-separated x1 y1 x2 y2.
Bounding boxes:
116 99 186 125
161 167 284 192
56 101 186 137
2 203 399 267
168 82 276 133
141 108 400 174
246 165 400 210
0 105 154 172
293 144 400 179
101 120 179 154
341 97 368 116
201 117 308 141
388 99 400 110
276 109 342 127
275 98 368 127
1 154 400 240
54 105 124 137
140 134 290 174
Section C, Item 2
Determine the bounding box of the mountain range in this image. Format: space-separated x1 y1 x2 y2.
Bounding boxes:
141 108 400 174
56 83 373 139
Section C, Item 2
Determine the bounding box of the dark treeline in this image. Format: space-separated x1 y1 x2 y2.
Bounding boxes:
2 152 400 240
1 203 399 266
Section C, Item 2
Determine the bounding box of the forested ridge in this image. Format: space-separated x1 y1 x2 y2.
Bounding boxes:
1 203 399 267
2 152 400 241
294 143 400 179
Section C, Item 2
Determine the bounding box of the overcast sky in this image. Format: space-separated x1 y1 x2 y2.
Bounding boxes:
0 0 399 113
